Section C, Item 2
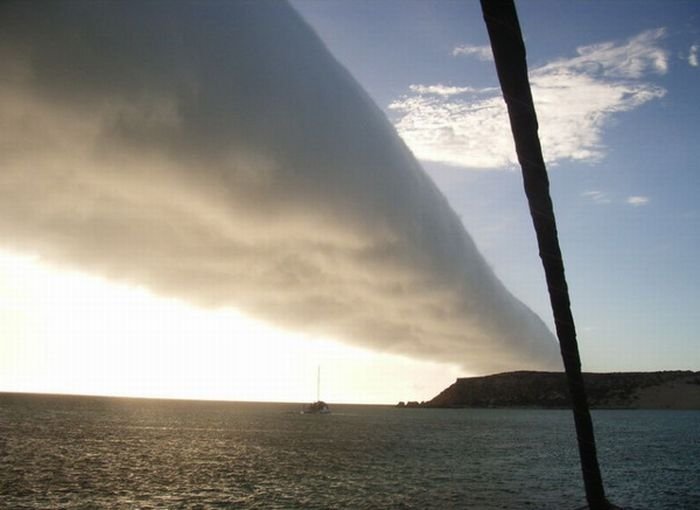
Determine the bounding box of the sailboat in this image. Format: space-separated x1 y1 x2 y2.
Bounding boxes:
302 366 330 414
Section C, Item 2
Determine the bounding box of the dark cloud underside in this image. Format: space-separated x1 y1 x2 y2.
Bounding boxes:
0 1 559 373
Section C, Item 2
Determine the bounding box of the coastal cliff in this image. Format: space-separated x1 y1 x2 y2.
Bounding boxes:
410 371 700 409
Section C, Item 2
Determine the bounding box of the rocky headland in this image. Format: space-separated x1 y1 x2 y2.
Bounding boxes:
399 370 700 410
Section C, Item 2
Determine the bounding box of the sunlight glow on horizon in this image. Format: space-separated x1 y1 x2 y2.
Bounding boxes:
0 249 464 404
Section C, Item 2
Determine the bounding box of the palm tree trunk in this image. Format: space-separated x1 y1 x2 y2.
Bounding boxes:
479 1 610 508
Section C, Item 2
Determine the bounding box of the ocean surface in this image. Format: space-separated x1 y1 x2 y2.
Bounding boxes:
1 394 698 509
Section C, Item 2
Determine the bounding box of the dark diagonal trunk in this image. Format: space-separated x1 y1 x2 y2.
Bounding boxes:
479 1 611 508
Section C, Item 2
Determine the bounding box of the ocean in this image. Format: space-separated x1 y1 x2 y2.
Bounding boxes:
1 393 697 509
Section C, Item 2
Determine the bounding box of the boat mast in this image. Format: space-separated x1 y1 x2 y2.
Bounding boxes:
479 1 612 509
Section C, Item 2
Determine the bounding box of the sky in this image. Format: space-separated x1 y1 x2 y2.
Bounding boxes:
1 1 698 404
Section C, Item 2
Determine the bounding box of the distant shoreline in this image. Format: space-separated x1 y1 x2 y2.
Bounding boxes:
0 391 390 408
398 370 700 410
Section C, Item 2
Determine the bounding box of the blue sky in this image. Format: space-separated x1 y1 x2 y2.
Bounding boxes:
0 1 697 405
294 0 700 372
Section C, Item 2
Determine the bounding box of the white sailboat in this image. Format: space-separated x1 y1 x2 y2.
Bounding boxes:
302 366 330 414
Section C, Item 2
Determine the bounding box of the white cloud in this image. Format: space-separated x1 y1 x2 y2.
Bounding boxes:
627 196 650 206
689 44 699 67
408 84 477 96
389 94 515 169
452 44 494 61
540 28 669 78
581 192 650 207
391 29 668 169
582 191 612 204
